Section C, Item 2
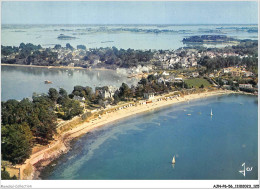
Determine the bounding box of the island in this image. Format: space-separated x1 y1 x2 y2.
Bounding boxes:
57 34 76 40
182 35 239 44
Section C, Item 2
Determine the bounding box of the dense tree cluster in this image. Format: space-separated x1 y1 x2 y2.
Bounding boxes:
70 86 93 100
208 40 258 56
1 45 19 56
19 42 42 51
54 44 62 49
54 88 84 120
2 123 33 164
230 40 258 56
26 49 58 66
197 40 258 74
1 43 154 68
114 75 185 102
1 43 59 66
83 47 154 68
2 97 57 145
66 43 74 51
77 45 86 50
198 56 258 74
1 169 17 180
1 88 83 164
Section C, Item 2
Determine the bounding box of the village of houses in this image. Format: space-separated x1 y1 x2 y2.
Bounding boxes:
6 44 256 120
53 46 257 112
67 64 256 128
53 45 255 77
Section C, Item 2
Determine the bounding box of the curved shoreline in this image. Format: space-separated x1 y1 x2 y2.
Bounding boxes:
18 90 237 179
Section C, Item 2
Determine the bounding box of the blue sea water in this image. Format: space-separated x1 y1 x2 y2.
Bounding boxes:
1 24 258 50
40 94 258 180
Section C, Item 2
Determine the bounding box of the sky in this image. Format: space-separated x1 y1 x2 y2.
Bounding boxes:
1 1 258 25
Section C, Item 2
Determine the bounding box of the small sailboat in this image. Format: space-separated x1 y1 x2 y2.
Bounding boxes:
172 155 176 164
210 109 213 116
97 72 100 77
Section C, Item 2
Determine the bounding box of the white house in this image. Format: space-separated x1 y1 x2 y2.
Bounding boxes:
143 92 155 100
209 73 215 78
162 62 169 70
162 71 169 76
73 96 85 102
191 61 197 67
192 72 199 77
99 86 117 99
68 63 75 67
239 84 253 89
174 78 183 83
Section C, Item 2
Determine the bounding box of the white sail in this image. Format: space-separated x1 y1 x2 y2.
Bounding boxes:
211 109 213 116
172 156 176 164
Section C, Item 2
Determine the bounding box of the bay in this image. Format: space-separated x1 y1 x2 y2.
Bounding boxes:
1 65 138 101
40 94 258 180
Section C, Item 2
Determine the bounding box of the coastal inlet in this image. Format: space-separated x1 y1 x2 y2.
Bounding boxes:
1 65 139 101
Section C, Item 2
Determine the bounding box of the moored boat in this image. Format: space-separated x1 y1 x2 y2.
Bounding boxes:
44 80 52 84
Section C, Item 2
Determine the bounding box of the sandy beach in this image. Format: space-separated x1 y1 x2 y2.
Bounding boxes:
18 89 234 179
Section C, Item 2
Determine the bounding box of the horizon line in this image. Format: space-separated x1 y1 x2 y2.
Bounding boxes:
2 23 258 25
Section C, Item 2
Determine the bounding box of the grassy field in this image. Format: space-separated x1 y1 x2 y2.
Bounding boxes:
184 78 212 88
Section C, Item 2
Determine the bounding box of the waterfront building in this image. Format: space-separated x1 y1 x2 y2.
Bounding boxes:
239 84 253 89
143 92 155 100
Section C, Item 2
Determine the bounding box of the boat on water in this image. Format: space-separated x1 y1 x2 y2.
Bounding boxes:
187 114 191 116
44 80 52 84
172 155 176 164
210 109 213 116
